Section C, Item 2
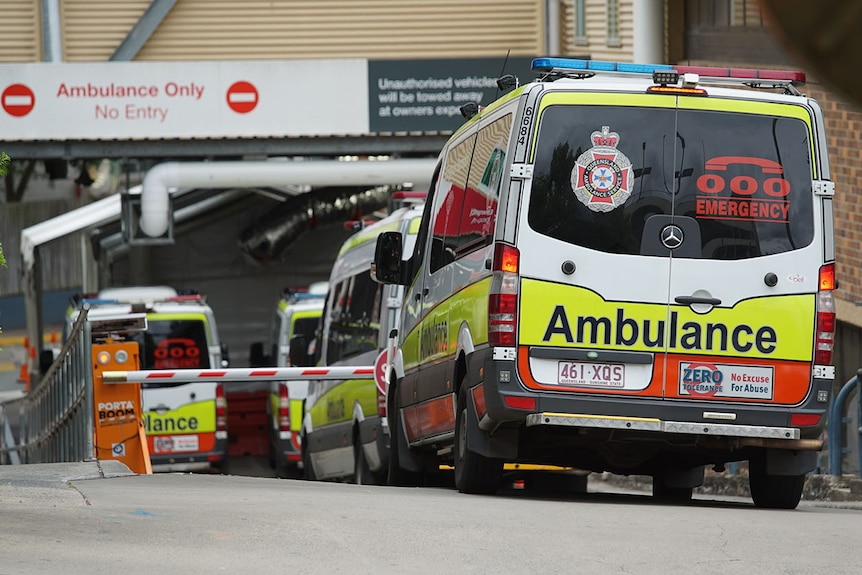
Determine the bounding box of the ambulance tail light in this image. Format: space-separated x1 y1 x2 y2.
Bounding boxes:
815 263 836 365
489 243 520 347
215 384 228 432
278 383 290 431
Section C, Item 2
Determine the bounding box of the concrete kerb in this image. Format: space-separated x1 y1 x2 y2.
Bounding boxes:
0 460 135 486
592 471 862 502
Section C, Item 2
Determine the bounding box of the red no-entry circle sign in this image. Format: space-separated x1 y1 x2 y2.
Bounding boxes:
2 83 35 117
374 349 389 397
226 81 258 114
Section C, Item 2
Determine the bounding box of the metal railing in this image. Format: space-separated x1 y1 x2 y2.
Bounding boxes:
827 368 862 477
0 310 94 464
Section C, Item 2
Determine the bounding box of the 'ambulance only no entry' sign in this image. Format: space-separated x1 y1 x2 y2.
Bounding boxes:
0 60 368 140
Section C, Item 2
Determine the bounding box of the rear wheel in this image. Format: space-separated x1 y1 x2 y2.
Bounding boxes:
524 471 588 495
301 433 316 481
353 439 376 485
652 473 693 502
453 386 503 494
749 458 805 509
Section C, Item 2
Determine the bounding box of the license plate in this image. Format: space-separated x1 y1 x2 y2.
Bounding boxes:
557 361 625 388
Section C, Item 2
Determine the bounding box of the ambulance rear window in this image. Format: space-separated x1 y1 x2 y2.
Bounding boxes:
528 104 814 259
131 319 210 376
292 316 319 344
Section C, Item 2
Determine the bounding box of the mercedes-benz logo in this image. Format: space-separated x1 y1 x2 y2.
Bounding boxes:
660 224 684 249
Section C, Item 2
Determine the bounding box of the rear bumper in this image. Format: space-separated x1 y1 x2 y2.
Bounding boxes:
149 436 228 472
274 430 303 467
480 349 831 445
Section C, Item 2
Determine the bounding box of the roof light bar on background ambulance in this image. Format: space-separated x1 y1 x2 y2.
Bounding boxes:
531 58 806 94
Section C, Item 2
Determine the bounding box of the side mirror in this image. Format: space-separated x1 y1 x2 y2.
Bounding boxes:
372 231 404 285
288 334 310 367
220 342 230 368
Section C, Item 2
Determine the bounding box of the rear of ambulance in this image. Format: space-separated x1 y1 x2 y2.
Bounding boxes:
484 60 834 506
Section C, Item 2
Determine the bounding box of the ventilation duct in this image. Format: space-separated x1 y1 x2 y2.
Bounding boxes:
239 185 394 262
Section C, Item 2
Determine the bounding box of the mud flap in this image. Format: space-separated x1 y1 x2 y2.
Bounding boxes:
466 386 518 460
765 448 818 476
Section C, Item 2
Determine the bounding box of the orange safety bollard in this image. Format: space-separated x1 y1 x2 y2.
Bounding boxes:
91 341 152 475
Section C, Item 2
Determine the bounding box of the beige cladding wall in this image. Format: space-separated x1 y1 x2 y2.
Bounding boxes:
0 0 41 62
55 0 544 62
582 0 634 63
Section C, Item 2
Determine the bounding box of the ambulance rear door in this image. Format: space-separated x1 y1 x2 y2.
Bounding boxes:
518 91 679 399
663 97 821 406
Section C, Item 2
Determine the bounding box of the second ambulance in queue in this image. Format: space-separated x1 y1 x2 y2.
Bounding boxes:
68 286 229 472
372 58 836 509
299 202 423 484
251 282 327 478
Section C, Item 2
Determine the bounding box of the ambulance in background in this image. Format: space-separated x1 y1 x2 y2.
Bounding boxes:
67 286 229 472
250 282 327 478
298 203 424 484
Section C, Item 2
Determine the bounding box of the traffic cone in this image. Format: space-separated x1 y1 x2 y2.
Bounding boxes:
17 345 31 392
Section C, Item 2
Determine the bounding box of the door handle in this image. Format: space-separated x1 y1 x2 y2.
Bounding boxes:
674 295 721 306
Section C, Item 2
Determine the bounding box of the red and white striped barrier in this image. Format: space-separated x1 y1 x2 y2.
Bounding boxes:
101 366 375 384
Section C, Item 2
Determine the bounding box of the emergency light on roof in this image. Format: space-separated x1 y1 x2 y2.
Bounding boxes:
531 58 806 93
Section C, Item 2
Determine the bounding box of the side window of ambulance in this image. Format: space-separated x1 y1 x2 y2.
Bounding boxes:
326 273 383 364
455 114 512 256
408 163 440 281
430 135 476 273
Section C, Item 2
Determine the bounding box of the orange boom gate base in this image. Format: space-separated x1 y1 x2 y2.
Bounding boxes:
92 341 152 475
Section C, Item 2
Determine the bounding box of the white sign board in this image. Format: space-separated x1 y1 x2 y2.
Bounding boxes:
0 60 369 140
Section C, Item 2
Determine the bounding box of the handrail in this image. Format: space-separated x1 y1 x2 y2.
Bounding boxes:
827 368 862 476
0 309 93 464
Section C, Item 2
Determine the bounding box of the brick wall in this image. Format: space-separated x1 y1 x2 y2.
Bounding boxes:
807 82 862 309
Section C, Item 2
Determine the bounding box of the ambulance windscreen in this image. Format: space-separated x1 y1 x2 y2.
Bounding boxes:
528 105 814 260
130 319 211 383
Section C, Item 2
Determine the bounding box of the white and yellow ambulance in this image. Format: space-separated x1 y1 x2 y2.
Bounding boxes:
301 203 423 484
373 59 836 508
68 286 229 472
253 282 327 478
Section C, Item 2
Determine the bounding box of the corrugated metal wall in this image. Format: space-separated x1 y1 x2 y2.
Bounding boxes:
58 0 544 62
580 0 635 62
61 0 150 61
0 0 41 62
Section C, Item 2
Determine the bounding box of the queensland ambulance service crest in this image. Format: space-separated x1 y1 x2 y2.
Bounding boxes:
571 126 633 212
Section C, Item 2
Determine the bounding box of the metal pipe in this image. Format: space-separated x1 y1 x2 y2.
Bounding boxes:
828 369 862 476
140 159 436 238
41 0 63 62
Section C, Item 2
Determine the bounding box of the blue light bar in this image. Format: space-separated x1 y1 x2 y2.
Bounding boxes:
532 58 674 76
587 60 616 71
532 58 588 72
617 62 673 74
292 292 326 300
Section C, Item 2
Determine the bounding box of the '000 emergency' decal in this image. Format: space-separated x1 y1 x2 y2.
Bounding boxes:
519 280 814 361
695 156 791 223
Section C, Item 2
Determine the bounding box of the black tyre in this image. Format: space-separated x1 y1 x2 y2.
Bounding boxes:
749 458 805 509
353 439 376 485
652 482 693 502
301 434 316 481
453 386 503 494
524 471 588 495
